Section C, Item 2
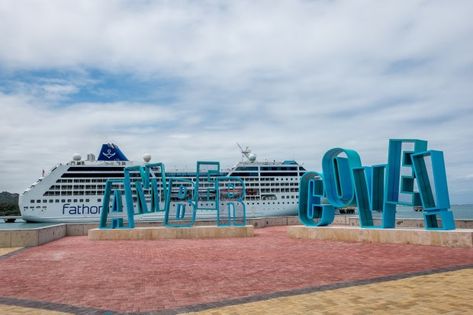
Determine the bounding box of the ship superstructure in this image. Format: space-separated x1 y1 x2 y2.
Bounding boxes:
19 144 306 222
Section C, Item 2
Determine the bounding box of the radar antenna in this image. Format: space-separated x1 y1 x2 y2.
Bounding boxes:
236 143 257 162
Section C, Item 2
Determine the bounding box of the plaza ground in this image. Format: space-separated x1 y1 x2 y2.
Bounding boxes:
0 226 472 314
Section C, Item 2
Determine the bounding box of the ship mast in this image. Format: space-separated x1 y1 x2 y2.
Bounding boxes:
236 143 256 162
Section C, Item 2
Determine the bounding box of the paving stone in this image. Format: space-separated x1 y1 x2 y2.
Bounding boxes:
188 268 473 314
0 247 22 257
0 227 472 313
0 304 71 314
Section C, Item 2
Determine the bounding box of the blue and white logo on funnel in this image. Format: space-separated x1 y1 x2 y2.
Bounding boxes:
103 149 116 159
97 143 129 161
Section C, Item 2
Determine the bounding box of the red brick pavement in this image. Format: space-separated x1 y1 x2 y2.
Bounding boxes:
0 226 472 312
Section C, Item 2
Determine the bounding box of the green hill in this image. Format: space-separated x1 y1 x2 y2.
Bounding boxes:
0 191 20 216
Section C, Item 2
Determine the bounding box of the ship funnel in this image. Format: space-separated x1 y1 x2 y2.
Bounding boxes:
97 143 129 161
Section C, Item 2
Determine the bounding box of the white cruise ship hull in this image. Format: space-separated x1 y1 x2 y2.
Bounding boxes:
20 201 298 223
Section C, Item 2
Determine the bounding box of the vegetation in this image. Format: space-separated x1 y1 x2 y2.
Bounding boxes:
0 191 20 216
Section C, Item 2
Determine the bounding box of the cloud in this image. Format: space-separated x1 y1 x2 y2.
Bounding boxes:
0 0 472 203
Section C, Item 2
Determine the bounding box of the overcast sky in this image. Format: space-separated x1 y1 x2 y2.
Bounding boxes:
0 0 472 203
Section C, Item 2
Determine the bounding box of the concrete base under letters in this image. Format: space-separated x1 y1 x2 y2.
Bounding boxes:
287 225 473 248
88 225 254 240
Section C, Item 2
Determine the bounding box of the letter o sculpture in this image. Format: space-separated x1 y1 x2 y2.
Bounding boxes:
322 148 362 208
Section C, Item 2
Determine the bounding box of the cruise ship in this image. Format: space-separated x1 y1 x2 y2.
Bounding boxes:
19 144 306 222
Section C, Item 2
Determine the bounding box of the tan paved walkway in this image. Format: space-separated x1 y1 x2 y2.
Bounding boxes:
189 268 473 314
0 305 70 315
0 247 21 256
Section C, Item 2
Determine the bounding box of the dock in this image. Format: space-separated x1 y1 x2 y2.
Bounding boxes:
0 216 21 223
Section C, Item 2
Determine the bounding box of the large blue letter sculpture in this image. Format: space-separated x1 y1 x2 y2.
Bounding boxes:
99 160 246 229
411 150 455 230
298 172 335 226
99 179 129 229
165 177 196 227
299 139 455 230
195 161 220 211
217 177 246 226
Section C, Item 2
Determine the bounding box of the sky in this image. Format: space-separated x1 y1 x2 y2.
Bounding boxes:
0 0 472 203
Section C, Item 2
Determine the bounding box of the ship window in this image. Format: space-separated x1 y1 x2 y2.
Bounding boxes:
61 199 65 202
42 199 46 203
49 200 53 203
79 199 84 202
73 199 77 202
55 199 59 203
85 199 90 202
98 198 102 202
31 200 35 203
